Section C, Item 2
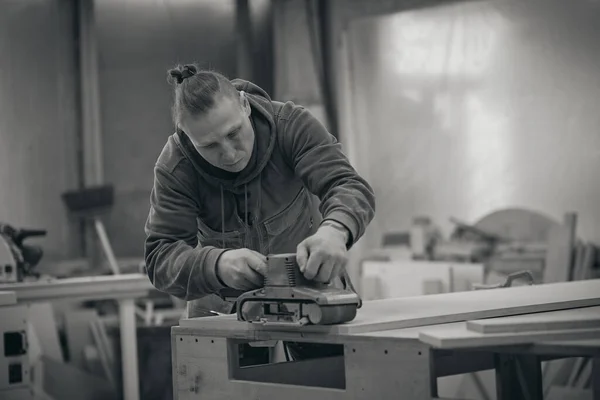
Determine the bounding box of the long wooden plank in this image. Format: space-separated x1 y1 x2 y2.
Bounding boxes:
0 273 153 303
467 306 600 334
180 279 600 335
419 325 600 349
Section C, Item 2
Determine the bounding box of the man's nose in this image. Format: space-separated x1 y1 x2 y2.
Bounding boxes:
221 143 236 162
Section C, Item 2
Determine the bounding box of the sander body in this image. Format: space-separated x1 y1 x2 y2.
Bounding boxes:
235 253 362 326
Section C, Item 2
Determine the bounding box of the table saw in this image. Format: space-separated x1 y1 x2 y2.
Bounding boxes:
171 278 600 400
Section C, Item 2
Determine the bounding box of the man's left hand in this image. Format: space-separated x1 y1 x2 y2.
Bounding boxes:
296 221 349 283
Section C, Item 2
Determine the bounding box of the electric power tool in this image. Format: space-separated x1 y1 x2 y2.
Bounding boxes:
236 253 362 327
0 223 46 283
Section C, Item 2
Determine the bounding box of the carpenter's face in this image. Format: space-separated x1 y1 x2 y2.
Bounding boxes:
180 92 254 172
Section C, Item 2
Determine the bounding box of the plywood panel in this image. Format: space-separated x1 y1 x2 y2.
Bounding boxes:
180 279 600 335
467 306 600 334
173 333 432 400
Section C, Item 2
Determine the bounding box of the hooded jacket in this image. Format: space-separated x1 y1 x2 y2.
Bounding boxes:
144 79 375 316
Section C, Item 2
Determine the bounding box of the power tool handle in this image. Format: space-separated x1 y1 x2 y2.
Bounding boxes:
15 229 47 245
0 224 46 247
341 268 363 308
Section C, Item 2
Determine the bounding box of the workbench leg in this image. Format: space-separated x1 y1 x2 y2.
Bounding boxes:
119 298 140 400
495 354 542 400
429 351 438 398
593 356 599 400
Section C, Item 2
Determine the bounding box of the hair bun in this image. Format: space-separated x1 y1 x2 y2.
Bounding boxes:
181 64 197 80
167 69 184 85
167 64 198 85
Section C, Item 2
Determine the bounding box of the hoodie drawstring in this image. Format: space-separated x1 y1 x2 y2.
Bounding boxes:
245 184 248 227
220 178 261 250
220 185 225 248
220 183 251 249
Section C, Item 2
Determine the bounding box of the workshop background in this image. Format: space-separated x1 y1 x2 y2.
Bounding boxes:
1 0 600 399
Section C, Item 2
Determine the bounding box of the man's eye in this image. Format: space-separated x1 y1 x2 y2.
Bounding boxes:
205 143 217 149
228 131 239 139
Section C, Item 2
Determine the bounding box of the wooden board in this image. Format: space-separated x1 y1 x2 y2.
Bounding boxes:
581 244 596 281
419 325 600 349
543 215 576 283
180 279 600 335
0 290 16 306
172 327 432 400
467 306 600 334
0 273 153 303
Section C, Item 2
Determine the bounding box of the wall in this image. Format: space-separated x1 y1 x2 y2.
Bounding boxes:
342 0 600 250
95 0 272 257
251 0 275 96
0 1 79 261
272 0 331 129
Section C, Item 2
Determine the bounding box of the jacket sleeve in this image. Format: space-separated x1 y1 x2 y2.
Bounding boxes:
279 104 376 246
144 165 227 300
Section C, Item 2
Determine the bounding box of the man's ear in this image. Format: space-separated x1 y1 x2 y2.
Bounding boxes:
239 91 251 116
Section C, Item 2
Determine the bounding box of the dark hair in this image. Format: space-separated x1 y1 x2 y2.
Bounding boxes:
166 63 238 126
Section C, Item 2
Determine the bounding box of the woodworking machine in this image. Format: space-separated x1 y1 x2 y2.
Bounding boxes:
236 253 362 326
0 224 46 283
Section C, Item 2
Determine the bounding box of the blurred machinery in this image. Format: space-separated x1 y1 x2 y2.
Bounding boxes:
0 303 29 398
378 208 598 284
0 224 47 283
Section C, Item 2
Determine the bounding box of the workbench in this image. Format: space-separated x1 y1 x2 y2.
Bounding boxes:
171 279 600 400
0 274 154 400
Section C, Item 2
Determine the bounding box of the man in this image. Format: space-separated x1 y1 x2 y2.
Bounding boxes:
144 63 375 329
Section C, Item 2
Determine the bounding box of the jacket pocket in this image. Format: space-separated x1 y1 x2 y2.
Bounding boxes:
263 187 313 253
196 217 243 249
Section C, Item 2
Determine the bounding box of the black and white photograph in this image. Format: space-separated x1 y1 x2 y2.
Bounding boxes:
1 0 599 399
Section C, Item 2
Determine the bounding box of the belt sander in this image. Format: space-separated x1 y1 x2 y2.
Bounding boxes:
236 253 362 326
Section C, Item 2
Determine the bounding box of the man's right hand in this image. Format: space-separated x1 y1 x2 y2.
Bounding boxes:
216 249 267 290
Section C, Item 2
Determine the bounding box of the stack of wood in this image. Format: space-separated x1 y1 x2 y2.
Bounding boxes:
436 211 598 399
486 241 547 281
414 278 600 400
431 212 599 285
540 212 597 399
571 241 598 281
424 305 600 399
